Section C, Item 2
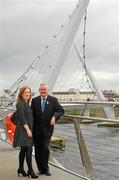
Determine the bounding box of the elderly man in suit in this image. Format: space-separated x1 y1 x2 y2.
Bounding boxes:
31 83 64 176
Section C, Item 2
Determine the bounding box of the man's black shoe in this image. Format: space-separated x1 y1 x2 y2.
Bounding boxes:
44 171 51 176
38 171 51 176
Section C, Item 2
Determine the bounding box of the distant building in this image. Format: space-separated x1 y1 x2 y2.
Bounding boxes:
52 89 97 102
0 90 12 107
103 90 119 102
0 91 10 98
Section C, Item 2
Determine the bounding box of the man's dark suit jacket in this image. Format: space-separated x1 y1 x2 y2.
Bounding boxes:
31 95 64 139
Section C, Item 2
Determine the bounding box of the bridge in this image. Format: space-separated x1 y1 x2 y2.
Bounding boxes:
0 0 119 179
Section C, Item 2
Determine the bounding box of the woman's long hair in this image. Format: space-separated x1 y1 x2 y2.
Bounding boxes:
16 86 31 105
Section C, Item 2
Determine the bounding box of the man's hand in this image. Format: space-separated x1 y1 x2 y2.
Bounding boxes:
50 116 56 125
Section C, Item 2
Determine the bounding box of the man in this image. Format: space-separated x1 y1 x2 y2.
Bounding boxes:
31 83 64 176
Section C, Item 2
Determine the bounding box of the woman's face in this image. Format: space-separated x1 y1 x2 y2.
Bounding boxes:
21 88 31 102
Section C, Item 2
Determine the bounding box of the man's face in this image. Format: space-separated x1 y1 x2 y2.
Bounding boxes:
39 84 49 97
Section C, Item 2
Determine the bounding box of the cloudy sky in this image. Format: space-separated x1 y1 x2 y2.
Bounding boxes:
0 0 119 92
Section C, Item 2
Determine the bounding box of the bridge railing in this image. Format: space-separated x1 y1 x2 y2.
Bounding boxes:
0 102 119 180
51 113 119 180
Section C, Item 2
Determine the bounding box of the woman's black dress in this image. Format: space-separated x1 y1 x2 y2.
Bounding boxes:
13 100 33 147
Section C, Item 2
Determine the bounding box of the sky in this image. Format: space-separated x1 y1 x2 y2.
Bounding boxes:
0 0 119 92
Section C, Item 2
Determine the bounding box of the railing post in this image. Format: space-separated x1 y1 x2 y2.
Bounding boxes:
73 104 96 180
74 119 96 180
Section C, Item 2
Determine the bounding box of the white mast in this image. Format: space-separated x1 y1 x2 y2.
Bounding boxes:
43 0 90 90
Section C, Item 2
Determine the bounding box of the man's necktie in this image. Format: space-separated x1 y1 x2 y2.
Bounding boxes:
41 97 46 112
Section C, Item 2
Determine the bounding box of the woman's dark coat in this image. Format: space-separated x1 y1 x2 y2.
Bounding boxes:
13 100 33 147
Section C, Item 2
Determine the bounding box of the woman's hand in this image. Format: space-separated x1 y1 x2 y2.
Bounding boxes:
26 128 32 138
23 124 32 138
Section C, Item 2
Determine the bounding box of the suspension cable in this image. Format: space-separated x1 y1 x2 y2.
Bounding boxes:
7 2 79 99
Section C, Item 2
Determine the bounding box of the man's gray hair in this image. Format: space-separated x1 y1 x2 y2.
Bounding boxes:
40 83 49 89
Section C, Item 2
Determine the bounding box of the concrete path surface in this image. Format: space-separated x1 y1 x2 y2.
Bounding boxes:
0 138 85 180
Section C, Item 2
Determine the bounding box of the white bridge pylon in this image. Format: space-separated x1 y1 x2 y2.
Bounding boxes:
41 0 115 118
43 0 90 91
73 43 115 119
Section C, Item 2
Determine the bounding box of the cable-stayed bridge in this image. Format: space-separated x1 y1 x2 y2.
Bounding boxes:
0 1 119 180
3 0 115 119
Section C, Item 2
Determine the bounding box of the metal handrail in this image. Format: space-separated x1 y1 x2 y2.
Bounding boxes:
61 101 119 105
63 114 119 123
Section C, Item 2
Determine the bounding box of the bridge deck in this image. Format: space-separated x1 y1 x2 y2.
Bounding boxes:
0 139 84 180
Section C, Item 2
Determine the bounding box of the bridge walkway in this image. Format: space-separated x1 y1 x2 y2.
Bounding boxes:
0 138 85 180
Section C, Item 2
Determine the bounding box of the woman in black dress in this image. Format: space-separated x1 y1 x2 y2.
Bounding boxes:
13 86 38 178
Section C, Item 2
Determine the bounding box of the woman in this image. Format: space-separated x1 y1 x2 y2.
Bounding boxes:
13 86 38 178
